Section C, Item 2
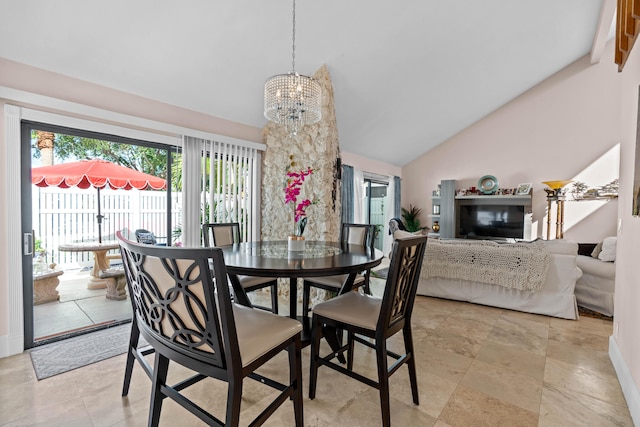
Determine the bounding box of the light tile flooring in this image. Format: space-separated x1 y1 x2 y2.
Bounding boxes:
33 269 132 340
4 277 632 426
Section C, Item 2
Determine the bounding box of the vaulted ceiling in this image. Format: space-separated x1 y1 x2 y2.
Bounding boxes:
0 0 613 166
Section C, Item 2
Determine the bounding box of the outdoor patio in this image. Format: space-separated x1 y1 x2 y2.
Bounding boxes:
33 267 132 341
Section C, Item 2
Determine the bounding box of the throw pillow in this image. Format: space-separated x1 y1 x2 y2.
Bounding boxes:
591 241 603 258
598 236 617 262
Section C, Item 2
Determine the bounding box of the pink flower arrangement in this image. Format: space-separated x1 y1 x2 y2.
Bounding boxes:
284 157 315 236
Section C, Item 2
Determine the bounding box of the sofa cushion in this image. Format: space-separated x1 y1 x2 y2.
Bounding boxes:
577 254 616 279
542 239 578 256
598 236 617 262
591 241 603 258
393 230 420 240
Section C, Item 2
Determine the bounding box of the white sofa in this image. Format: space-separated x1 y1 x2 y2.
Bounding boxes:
574 237 616 317
413 238 583 320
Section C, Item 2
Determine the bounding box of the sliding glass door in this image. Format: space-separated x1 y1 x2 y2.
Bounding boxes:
22 120 179 347
363 178 388 251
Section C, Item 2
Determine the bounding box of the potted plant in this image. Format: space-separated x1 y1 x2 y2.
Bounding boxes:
401 205 428 233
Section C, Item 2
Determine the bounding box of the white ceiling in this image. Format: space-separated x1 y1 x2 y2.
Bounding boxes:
0 0 610 166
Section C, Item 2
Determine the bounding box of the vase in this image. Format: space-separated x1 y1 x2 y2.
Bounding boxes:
288 235 305 252
432 221 440 233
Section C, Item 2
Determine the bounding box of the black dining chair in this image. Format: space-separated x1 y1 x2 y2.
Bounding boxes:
308 234 427 427
117 232 304 427
302 223 376 318
203 222 279 314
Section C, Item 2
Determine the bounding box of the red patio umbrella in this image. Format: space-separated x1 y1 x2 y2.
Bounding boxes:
32 159 167 243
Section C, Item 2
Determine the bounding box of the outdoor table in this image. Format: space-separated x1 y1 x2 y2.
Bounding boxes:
58 241 120 289
220 240 383 346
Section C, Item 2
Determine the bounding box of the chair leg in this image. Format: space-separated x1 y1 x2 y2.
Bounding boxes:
363 272 372 295
363 279 372 295
308 315 323 400
225 377 243 426
289 337 304 426
376 339 391 427
149 353 170 427
302 281 311 318
404 325 419 405
122 321 140 396
270 282 279 314
347 331 355 371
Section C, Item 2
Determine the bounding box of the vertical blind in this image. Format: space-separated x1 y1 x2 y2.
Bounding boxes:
182 136 261 247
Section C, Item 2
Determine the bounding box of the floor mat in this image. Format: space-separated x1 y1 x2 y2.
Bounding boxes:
30 323 146 380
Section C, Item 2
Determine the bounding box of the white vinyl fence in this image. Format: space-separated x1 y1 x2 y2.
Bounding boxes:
33 187 182 268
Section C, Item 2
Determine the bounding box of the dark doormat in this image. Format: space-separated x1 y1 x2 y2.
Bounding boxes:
30 323 147 380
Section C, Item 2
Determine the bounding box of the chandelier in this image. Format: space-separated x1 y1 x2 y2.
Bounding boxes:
264 0 321 136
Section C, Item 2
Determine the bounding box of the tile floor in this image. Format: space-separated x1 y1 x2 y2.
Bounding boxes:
4 277 632 426
33 269 132 340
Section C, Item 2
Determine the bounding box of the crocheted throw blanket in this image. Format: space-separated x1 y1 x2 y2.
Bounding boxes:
422 239 550 293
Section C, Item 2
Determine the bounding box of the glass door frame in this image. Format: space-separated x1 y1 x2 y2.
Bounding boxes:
363 177 389 251
21 120 177 348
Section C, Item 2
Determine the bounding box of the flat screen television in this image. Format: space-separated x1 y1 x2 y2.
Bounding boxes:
456 204 525 240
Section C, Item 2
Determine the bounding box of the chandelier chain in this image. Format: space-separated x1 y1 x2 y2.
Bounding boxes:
291 0 296 72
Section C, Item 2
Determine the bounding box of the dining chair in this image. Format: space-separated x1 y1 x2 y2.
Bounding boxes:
117 232 304 427
202 222 279 314
308 234 427 427
302 223 376 318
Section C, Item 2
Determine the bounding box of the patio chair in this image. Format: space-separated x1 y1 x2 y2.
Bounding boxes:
302 223 376 318
134 229 166 246
202 222 279 314
308 234 427 427
117 232 303 427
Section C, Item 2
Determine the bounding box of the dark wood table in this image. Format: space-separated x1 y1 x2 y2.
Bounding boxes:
220 240 383 345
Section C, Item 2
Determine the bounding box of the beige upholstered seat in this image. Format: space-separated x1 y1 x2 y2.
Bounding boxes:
302 223 376 317
203 222 279 314
117 231 303 427
232 304 302 366
309 234 427 427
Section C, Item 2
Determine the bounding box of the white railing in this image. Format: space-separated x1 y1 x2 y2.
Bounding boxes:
33 187 182 267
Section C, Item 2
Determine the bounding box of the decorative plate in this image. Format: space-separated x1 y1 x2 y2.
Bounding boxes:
478 175 498 194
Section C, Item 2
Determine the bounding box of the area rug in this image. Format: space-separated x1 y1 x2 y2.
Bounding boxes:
30 323 147 380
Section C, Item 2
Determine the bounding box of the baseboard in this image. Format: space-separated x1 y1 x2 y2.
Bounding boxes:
0 331 25 358
0 334 7 358
609 335 640 425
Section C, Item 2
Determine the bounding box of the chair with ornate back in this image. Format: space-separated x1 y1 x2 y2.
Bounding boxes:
302 223 376 317
308 234 427 427
202 222 279 314
117 232 303 427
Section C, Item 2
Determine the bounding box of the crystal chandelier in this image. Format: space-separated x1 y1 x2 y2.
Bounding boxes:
264 0 321 136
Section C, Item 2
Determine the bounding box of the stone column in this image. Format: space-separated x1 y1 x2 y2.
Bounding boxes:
261 64 343 303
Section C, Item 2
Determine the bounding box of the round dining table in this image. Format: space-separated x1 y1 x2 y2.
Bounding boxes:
220 240 384 345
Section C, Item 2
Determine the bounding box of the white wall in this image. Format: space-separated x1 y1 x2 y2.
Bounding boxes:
612 38 640 425
341 151 402 178
402 43 621 243
402 40 640 423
